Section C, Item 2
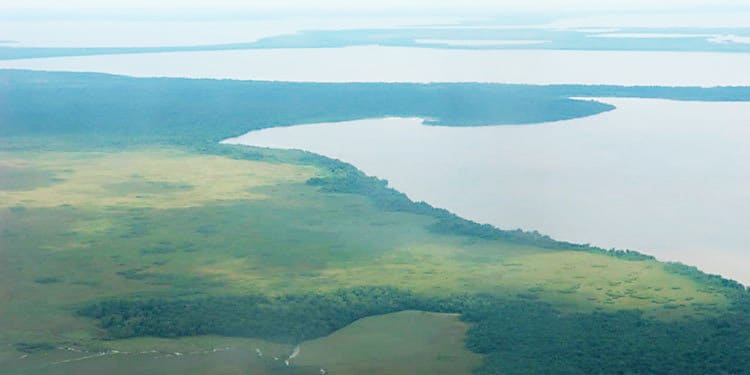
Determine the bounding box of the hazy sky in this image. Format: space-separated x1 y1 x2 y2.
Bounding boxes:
2 0 749 13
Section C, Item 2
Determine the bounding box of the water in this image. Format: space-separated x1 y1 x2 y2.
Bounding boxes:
3 46 750 86
223 98 750 285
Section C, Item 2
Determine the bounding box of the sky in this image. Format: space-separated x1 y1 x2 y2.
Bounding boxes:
2 0 749 14
1 1 748 27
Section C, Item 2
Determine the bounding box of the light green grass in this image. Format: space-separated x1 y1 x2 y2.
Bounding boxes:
0 149 317 208
295 310 481 374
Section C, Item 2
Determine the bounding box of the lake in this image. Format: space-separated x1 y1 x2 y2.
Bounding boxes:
2 46 750 86
223 98 750 285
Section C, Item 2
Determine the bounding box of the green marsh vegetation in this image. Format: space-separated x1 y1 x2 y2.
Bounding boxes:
1 70 749 373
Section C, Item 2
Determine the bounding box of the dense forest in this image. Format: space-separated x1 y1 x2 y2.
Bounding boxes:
79 285 750 374
2 70 750 147
0 70 613 142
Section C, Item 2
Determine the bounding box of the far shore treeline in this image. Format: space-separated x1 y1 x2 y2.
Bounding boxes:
3 69 750 147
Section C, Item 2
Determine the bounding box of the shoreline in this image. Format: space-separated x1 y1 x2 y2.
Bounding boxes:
222 98 750 285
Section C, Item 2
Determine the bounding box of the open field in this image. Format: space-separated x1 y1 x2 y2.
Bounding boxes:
295 310 481 374
0 149 316 208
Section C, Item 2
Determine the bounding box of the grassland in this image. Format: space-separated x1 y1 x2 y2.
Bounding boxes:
0 148 724 314
0 146 739 373
0 149 316 208
295 310 481 374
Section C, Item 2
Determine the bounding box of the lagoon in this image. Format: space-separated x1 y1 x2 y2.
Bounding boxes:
223 98 750 284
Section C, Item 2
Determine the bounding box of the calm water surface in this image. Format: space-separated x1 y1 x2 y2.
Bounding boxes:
224 98 750 284
2 46 750 86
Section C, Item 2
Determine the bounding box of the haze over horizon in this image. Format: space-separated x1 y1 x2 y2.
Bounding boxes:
2 0 750 18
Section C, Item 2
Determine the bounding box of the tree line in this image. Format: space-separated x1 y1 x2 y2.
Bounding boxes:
78 286 750 374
